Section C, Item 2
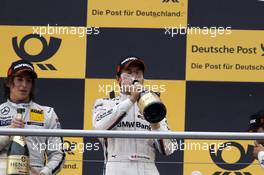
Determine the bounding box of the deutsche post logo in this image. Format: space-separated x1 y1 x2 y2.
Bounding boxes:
12 34 61 71
261 44 264 56
210 142 254 175
63 140 76 155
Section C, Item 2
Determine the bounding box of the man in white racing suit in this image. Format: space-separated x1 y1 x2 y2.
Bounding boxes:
92 57 175 175
0 60 65 175
249 110 264 169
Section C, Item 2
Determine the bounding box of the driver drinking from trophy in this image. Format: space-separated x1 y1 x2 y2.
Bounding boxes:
92 57 175 175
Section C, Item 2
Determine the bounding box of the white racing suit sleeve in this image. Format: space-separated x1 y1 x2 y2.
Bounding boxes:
152 118 175 156
40 110 65 175
258 151 264 169
92 98 133 130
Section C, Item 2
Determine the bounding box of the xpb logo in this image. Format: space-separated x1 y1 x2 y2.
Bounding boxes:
210 142 254 175
12 34 61 71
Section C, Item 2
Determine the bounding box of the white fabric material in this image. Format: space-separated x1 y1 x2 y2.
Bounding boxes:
93 93 175 175
0 100 65 175
258 151 264 168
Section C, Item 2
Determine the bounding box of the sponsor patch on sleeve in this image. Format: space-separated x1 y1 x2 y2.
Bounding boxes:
30 109 44 122
0 119 12 126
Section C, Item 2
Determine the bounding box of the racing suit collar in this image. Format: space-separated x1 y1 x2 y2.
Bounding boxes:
7 99 32 109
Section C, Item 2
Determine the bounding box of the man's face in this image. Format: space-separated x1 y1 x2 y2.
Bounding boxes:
8 72 33 103
119 64 144 94
120 65 144 84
